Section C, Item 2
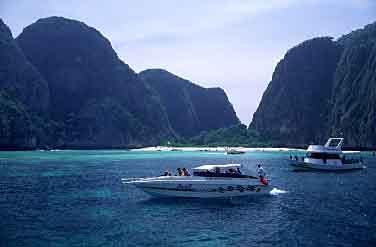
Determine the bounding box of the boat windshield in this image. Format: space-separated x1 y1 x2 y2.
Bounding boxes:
192 164 251 178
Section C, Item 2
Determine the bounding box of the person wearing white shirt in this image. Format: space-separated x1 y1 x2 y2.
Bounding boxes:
257 164 266 178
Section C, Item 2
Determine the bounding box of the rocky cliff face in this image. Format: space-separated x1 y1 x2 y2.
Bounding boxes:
0 19 50 149
250 37 343 146
251 22 376 147
140 69 239 138
0 17 239 149
330 23 376 147
16 17 174 148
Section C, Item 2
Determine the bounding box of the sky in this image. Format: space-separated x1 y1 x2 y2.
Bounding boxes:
1 0 376 125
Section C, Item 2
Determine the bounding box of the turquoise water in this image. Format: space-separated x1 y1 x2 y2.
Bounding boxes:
0 150 375 246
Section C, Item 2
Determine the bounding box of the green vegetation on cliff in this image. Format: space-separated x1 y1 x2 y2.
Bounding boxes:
330 23 376 147
0 19 51 149
185 124 268 147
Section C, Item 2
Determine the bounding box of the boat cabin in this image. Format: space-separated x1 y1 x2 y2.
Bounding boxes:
193 164 249 178
304 138 361 165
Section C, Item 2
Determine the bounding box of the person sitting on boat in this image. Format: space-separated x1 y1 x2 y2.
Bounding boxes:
215 167 221 174
236 167 242 174
162 170 171 176
227 168 235 174
182 167 190 176
176 168 183 176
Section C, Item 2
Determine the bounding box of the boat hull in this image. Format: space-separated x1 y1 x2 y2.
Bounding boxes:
126 177 271 198
290 161 365 171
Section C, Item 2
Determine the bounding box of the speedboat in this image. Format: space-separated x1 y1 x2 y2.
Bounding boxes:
123 164 271 198
289 138 366 171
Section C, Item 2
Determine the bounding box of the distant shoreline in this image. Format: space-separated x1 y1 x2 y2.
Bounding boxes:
130 146 376 152
0 145 375 152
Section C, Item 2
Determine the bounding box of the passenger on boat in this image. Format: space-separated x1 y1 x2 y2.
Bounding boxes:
257 164 266 178
215 167 221 174
236 167 242 174
182 167 190 176
162 170 171 176
176 168 183 176
227 168 236 174
257 164 268 185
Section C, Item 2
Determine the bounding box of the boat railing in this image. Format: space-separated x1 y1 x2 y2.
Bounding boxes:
342 157 362 164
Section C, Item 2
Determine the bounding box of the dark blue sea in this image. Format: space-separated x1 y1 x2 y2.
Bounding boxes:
0 150 375 247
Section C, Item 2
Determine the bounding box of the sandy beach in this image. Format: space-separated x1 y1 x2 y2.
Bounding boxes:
130 146 304 152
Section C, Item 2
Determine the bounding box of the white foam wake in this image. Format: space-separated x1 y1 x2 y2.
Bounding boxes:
270 188 288 195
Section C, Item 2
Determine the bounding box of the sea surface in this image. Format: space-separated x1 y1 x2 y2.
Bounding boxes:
0 150 375 247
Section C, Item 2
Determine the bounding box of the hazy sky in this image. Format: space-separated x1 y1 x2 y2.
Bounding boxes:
1 1 375 124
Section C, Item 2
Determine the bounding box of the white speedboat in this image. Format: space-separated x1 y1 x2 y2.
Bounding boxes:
123 164 271 198
289 138 366 171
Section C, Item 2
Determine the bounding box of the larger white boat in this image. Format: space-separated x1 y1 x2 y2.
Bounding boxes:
290 138 366 171
123 164 271 198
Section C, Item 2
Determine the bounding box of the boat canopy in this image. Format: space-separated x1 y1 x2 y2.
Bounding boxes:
324 138 344 149
193 164 241 172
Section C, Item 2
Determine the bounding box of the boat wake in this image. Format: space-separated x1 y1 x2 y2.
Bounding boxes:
269 188 288 195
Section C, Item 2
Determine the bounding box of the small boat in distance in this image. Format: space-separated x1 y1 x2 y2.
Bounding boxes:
225 148 246 155
290 138 366 171
123 164 271 198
